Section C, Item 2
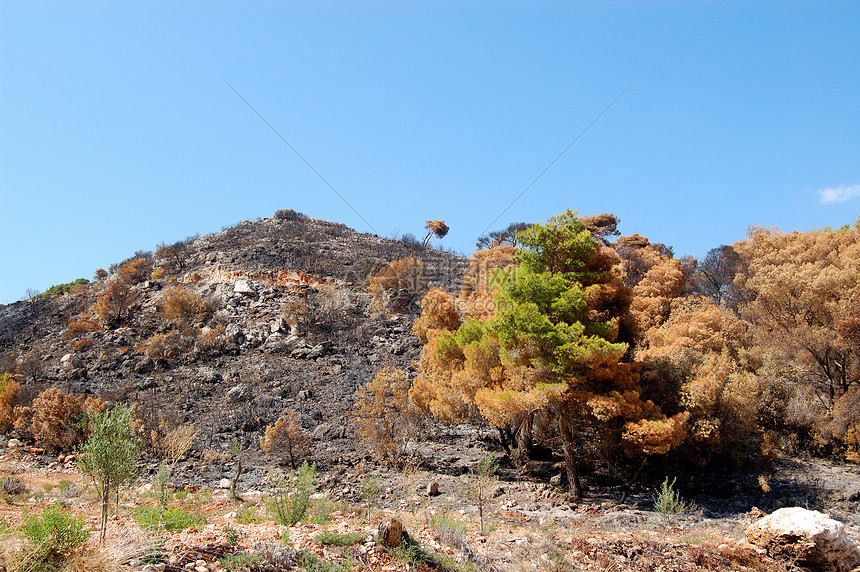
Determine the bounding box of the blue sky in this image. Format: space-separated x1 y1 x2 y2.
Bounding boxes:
1 1 858 303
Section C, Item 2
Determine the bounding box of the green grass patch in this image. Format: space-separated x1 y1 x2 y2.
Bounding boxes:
236 505 260 524
132 504 206 532
297 552 346 572
316 531 365 546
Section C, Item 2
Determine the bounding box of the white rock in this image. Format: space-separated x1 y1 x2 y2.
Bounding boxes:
233 278 256 297
7 438 22 448
218 478 233 489
60 353 82 369
746 507 860 571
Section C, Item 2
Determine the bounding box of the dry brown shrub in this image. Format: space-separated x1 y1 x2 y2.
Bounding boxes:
117 257 152 284
422 219 450 246
0 373 19 433
64 319 100 339
351 366 419 465
73 338 95 352
458 246 516 320
259 411 312 468
159 286 210 326
93 281 138 327
12 405 33 439
152 422 197 465
411 288 461 343
202 449 231 465
151 267 166 280
814 387 860 456
679 351 762 465
368 258 427 314
30 388 105 452
844 425 860 463
196 324 226 354
141 331 194 360
94 268 108 280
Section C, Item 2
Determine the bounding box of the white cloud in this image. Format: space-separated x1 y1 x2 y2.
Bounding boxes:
819 184 860 204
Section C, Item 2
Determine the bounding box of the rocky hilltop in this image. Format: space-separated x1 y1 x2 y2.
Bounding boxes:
0 214 468 474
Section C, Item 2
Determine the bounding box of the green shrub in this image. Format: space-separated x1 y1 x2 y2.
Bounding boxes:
236 506 260 524
309 497 345 525
132 505 205 532
389 534 430 566
41 279 89 297
429 514 467 548
21 504 90 561
222 524 242 546
653 477 690 528
360 476 381 503
266 462 316 525
316 531 365 546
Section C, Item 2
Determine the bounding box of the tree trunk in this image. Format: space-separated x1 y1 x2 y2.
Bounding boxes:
100 478 110 544
514 413 533 465
558 415 582 498
497 427 512 456
231 457 244 502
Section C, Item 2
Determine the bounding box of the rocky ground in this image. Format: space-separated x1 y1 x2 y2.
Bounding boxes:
2 434 860 571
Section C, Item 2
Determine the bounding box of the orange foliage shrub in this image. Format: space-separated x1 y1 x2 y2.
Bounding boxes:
159 286 210 326
678 350 762 465
458 246 516 320
259 411 312 468
0 373 19 433
844 425 860 463
73 338 95 352
93 281 138 327
411 288 461 343
352 366 417 465
64 319 100 339
196 324 226 355
368 258 427 314
622 411 690 456
627 257 687 337
30 388 106 452
636 296 750 362
117 257 152 285
422 220 450 246
141 331 196 360
410 332 478 424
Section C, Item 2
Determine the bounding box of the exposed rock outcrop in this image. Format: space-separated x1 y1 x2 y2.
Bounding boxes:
745 507 860 571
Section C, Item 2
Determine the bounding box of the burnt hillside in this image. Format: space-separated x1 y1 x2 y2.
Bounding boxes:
0 214 469 470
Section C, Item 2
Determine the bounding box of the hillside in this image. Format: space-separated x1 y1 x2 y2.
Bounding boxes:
0 215 468 470
1 212 860 572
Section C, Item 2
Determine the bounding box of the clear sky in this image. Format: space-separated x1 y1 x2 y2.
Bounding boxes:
1 1 858 304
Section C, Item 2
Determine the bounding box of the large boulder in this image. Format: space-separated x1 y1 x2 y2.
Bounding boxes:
745 507 860 571
233 278 257 298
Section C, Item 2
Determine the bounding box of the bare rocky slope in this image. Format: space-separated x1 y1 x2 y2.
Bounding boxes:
0 216 468 479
